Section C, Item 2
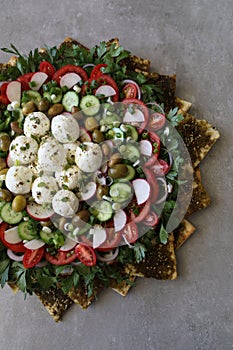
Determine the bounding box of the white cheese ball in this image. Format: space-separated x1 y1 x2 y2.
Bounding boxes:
9 135 38 165
32 176 59 204
63 142 80 164
24 112 50 138
38 137 67 172
5 165 32 194
75 142 103 173
55 165 81 190
28 161 54 178
52 190 79 217
51 114 80 143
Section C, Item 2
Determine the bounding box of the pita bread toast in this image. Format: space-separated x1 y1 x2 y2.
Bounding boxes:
175 97 192 116
177 113 220 167
173 219 196 250
124 233 177 280
186 166 211 217
34 287 73 322
110 276 136 297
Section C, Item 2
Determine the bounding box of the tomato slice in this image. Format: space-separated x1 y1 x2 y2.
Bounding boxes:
90 63 107 79
82 74 119 102
148 112 166 131
75 244 96 266
98 228 122 251
128 199 151 223
122 83 137 99
143 132 161 166
17 72 34 91
0 83 10 105
150 159 170 176
143 168 159 203
142 211 159 226
39 61 56 80
52 64 88 84
122 98 149 133
44 249 77 266
23 247 45 268
120 222 138 244
0 222 27 253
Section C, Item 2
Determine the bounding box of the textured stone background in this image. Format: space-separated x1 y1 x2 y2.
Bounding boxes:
0 1 232 349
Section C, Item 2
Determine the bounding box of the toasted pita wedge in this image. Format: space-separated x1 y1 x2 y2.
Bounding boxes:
110 276 136 297
185 166 211 217
67 278 104 310
175 97 192 116
124 233 177 280
7 282 19 294
173 219 196 250
34 287 73 322
177 113 220 167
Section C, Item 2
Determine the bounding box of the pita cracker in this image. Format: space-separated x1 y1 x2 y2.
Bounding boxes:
34 287 73 322
177 113 220 167
110 276 136 297
175 97 192 116
173 219 196 250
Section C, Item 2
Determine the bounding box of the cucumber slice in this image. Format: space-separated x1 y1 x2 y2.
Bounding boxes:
100 113 121 126
62 91 79 112
119 144 140 163
121 124 138 141
109 183 132 203
118 165 136 182
40 229 53 244
0 201 6 210
21 90 42 106
89 200 113 222
18 221 38 241
1 203 23 224
80 95 100 116
50 87 62 103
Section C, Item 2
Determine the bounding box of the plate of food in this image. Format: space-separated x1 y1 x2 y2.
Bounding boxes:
0 37 220 321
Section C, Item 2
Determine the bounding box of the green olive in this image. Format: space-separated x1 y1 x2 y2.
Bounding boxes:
48 103 64 118
92 129 105 143
22 101 36 116
0 189 13 202
0 134 11 152
0 168 8 176
84 117 98 131
38 99 50 112
0 158 6 171
108 164 129 179
108 153 122 168
96 185 109 200
101 143 111 156
72 210 90 227
12 195 27 212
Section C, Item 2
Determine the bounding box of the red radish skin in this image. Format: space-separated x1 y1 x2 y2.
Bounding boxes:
6 81 21 102
95 85 116 97
26 202 54 221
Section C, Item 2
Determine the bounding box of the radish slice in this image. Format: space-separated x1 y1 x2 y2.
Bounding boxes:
113 209 127 232
26 202 54 221
79 128 92 143
132 178 151 205
7 249 24 262
6 81 21 102
6 153 14 167
60 237 77 252
123 109 145 123
121 79 141 99
140 140 152 156
4 226 22 244
95 85 116 97
91 225 107 249
30 72 48 91
60 73 82 89
96 247 119 262
24 239 45 250
80 182 96 201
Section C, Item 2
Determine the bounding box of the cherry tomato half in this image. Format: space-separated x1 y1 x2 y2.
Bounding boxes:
128 199 151 223
143 167 159 203
90 63 107 79
98 228 122 251
122 98 149 133
82 74 119 102
122 83 137 99
148 112 166 131
0 222 27 253
23 247 45 268
52 64 88 84
75 244 96 266
39 61 56 80
44 250 77 266
0 83 10 105
17 72 34 91
142 211 159 227
120 222 138 244
150 159 170 176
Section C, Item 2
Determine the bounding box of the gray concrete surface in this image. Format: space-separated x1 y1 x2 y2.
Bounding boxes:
0 0 232 349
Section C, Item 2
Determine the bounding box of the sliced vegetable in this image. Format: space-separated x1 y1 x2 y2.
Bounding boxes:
60 237 77 252
44 250 77 265
62 91 79 112
18 221 38 241
24 239 45 250
95 85 116 98
75 244 96 266
6 81 21 103
4 226 22 244
30 72 48 91
113 209 127 232
23 246 44 268
91 225 107 249
39 61 56 79
132 178 151 205
26 202 54 221
52 64 88 84
1 203 23 224
80 182 97 201
0 222 26 252
120 222 138 243
80 95 100 116
60 72 82 89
